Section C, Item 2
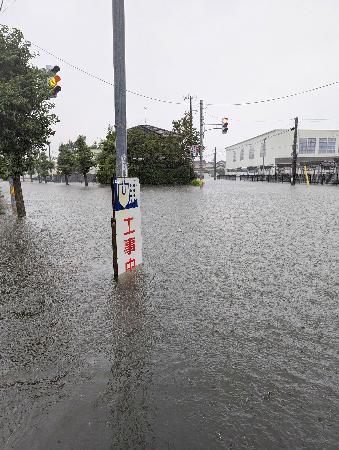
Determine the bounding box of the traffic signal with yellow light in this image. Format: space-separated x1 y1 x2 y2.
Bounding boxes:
46 65 61 98
222 117 228 134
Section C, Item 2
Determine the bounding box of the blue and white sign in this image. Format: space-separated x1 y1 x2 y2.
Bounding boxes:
113 178 139 211
112 178 142 276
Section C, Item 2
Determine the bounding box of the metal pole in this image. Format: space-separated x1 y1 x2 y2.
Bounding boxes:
214 147 217 180
291 117 298 185
188 96 193 182
112 0 128 178
262 138 266 175
48 143 53 181
189 95 193 144
199 100 204 180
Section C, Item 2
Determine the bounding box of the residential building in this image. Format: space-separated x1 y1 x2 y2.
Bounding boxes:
225 129 339 171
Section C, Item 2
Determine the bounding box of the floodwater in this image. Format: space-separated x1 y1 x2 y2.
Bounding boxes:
0 179 338 450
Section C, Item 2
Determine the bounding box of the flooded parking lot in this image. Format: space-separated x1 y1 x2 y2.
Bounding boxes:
0 179 338 449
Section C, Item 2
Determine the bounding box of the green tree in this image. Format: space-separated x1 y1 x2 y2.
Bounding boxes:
25 149 39 182
172 112 199 181
96 114 198 186
0 26 58 217
96 127 116 184
37 150 54 183
74 135 95 186
172 112 200 150
0 154 10 180
57 142 75 185
127 122 195 185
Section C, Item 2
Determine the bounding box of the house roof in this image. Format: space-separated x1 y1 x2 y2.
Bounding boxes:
129 124 177 137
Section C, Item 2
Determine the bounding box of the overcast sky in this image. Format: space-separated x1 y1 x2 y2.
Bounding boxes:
2 0 339 160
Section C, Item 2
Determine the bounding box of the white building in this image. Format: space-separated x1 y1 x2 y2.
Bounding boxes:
225 129 339 171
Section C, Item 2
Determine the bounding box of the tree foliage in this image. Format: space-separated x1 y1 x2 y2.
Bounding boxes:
127 127 195 184
0 26 58 175
74 135 95 185
172 112 200 150
96 127 116 184
0 154 10 180
0 26 58 215
57 142 75 184
37 150 54 181
96 113 198 185
25 150 39 180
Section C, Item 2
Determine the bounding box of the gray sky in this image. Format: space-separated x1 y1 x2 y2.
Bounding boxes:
2 0 339 160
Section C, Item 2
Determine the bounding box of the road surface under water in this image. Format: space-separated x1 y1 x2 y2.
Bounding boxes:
0 179 338 449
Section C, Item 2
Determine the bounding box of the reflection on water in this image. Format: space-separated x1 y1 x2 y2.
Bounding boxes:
0 180 338 449
106 275 156 449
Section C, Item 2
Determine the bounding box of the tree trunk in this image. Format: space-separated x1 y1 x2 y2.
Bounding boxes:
30 174 33 182
65 174 69 185
13 175 26 218
84 173 88 187
44 176 47 183
38 175 42 183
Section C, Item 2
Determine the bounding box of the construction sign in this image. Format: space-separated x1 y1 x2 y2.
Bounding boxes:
111 177 143 278
9 178 16 208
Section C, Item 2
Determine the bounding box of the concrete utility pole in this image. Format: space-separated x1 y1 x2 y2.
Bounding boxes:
189 95 193 142
291 117 298 185
188 95 193 181
112 0 128 177
199 99 204 180
214 147 217 180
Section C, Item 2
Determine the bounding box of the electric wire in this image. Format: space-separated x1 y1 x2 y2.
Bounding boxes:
1 28 338 108
0 0 16 14
206 80 339 107
30 42 183 105
27 40 339 109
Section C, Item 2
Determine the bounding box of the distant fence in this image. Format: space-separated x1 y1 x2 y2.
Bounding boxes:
217 174 237 180
218 172 338 185
29 173 98 183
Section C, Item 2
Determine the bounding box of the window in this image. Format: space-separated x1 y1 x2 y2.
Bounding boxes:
260 141 266 157
299 138 316 154
233 151 236 162
319 138 327 152
240 148 244 160
319 137 336 154
249 146 255 159
328 138 336 153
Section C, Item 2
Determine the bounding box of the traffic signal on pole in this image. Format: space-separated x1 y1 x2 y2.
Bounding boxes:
222 117 228 134
46 65 61 98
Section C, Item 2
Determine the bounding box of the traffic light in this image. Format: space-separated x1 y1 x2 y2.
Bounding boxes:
46 65 61 98
222 117 228 134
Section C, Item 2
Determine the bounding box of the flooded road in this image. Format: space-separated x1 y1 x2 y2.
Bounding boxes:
0 179 338 449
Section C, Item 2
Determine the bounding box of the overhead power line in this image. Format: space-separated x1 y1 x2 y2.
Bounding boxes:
30 41 339 108
207 80 339 107
30 42 182 105
0 0 17 14
2 33 338 109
